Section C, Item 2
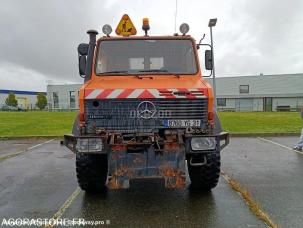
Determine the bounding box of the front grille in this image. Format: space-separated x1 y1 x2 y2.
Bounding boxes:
85 99 208 133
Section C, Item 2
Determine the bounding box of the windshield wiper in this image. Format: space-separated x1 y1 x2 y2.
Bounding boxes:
99 70 129 74
138 69 180 78
139 69 168 73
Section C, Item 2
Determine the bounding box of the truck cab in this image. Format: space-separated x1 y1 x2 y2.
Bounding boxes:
64 15 229 192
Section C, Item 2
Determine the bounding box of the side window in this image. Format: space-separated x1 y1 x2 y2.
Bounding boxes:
69 91 76 109
217 98 226 106
239 85 249 94
53 92 59 108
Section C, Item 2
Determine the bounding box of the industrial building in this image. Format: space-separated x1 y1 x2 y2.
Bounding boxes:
0 89 46 110
211 73 303 111
47 84 81 110
46 73 303 112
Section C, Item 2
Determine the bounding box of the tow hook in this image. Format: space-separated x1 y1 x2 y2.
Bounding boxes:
189 156 207 166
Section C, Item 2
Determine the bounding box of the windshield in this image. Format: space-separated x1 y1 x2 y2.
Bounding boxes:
95 39 198 75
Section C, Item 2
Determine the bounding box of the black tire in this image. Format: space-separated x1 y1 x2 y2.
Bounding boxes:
187 152 221 190
76 153 108 193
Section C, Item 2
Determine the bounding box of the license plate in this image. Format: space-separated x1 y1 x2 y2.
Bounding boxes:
164 119 201 128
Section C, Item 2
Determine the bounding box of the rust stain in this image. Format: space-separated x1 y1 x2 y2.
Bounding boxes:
175 175 186 188
113 166 128 176
165 134 177 142
110 154 124 160
163 142 180 151
159 166 186 188
111 144 127 151
107 165 134 189
107 177 122 189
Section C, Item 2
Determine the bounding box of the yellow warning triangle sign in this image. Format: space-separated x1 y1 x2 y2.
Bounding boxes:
115 14 137 37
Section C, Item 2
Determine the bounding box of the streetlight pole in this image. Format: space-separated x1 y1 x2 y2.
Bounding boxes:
208 18 217 111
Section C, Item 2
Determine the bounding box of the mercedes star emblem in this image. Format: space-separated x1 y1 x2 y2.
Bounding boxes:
137 101 157 119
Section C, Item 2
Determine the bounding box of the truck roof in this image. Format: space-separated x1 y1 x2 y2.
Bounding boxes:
97 35 196 42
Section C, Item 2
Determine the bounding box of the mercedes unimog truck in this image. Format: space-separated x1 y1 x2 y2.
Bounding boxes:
64 15 229 192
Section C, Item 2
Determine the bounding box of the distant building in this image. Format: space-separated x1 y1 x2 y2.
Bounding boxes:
0 89 46 109
207 73 303 111
46 73 303 111
47 84 81 110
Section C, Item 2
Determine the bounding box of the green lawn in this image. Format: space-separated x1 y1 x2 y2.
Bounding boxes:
218 112 302 134
0 111 301 137
0 112 77 137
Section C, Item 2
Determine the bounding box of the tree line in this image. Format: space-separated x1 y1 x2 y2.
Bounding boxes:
5 92 47 110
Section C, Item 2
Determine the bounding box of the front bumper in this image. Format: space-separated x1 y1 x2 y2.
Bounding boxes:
63 132 229 154
63 131 229 189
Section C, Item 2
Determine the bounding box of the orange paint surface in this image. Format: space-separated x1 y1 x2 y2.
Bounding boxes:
79 36 214 123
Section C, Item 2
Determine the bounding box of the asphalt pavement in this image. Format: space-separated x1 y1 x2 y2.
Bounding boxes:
0 136 302 227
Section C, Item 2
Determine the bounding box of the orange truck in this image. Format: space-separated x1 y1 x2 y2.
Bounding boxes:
64 15 229 192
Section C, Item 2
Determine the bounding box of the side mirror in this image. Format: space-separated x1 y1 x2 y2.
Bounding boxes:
79 55 86 76
78 43 89 55
205 50 213 70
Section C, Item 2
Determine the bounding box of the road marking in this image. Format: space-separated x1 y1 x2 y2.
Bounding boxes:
45 187 81 228
257 137 303 156
0 139 55 162
221 171 278 228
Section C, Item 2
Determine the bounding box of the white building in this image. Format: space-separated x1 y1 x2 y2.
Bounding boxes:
47 84 81 110
46 73 303 112
208 73 303 111
0 89 46 109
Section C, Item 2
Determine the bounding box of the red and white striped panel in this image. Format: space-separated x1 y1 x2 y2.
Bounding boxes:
85 88 207 99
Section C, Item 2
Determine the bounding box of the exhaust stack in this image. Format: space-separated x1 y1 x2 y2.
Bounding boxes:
85 29 98 82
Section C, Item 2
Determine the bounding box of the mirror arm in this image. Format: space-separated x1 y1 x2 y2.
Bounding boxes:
198 34 206 45
196 33 212 49
197 43 212 49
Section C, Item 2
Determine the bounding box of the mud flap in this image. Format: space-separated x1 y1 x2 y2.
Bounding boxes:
107 143 186 189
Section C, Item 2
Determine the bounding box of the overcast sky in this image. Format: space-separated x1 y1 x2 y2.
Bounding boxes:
0 0 302 91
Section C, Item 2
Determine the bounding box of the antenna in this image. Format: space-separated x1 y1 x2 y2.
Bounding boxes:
174 0 178 33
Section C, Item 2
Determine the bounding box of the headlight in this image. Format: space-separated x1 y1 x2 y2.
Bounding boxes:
191 137 216 151
76 138 103 152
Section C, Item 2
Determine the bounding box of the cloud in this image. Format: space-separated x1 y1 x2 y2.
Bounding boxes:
215 0 303 76
0 62 80 91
